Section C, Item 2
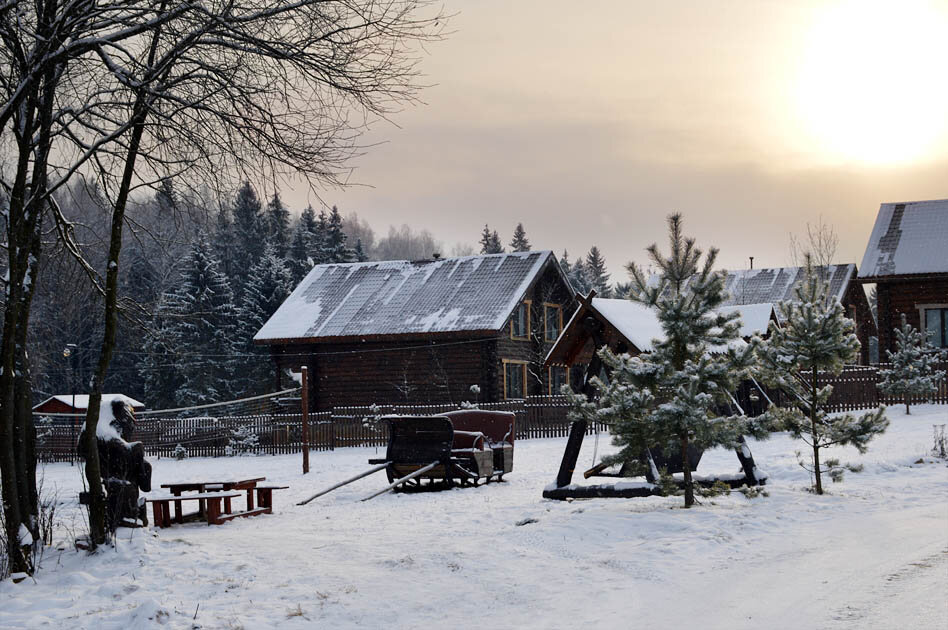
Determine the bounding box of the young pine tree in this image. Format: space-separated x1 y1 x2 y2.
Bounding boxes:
566 214 758 507
510 223 530 252
878 314 947 414
756 259 888 494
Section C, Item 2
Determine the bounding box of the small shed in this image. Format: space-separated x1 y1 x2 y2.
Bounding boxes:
33 394 146 415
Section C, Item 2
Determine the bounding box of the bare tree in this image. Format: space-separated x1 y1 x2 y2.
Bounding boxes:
2 0 445 555
789 215 839 270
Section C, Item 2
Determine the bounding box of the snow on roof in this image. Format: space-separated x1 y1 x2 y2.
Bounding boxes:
717 303 776 337
33 394 145 411
590 298 751 353
858 199 948 278
717 265 854 306
591 298 665 352
255 251 560 342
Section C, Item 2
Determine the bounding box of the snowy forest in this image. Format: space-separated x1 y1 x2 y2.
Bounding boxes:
23 180 617 410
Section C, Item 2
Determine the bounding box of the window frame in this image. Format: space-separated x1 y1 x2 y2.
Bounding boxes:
510 300 531 341
543 302 563 342
548 365 569 395
502 359 529 400
919 304 948 348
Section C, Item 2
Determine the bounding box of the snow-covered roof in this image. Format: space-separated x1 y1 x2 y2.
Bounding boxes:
858 199 948 278
589 298 754 353
717 303 776 337
717 265 855 306
255 251 565 342
591 298 665 352
33 394 145 411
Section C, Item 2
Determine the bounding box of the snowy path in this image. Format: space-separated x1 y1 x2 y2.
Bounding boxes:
2 405 946 629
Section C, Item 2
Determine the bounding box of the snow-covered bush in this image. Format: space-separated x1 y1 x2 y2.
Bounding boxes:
227 424 260 456
756 259 888 495
877 315 947 414
173 444 188 461
933 424 947 459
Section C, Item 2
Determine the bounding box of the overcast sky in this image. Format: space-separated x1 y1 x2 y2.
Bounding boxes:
288 0 948 278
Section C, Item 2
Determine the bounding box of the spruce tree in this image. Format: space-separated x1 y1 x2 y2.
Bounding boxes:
354 238 368 262
878 315 947 414
289 205 320 282
756 258 888 494
231 182 264 294
325 205 353 263
155 234 239 406
559 250 572 277
213 204 236 281
566 214 758 507
234 243 294 396
510 223 530 252
264 192 291 257
479 224 504 254
585 246 612 297
568 257 591 295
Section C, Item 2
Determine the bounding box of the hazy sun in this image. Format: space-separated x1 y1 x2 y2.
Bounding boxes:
796 0 948 166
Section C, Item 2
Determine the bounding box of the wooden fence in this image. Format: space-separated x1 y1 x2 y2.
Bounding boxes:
33 364 947 462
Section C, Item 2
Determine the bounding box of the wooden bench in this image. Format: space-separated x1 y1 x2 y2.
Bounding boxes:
146 491 268 527
254 486 289 512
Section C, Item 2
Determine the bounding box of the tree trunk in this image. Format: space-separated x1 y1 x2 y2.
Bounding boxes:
681 434 694 507
905 394 910 415
811 365 823 495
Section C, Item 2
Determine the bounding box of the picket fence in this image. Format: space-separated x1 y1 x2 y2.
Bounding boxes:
34 363 947 462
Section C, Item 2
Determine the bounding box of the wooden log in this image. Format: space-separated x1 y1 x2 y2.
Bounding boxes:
297 462 390 505
360 461 440 502
555 420 587 488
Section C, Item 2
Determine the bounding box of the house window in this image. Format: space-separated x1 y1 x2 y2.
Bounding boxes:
924 308 948 348
548 365 569 395
544 303 562 342
503 360 527 399
511 301 530 340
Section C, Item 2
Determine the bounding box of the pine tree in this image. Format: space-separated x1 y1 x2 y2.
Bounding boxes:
230 182 264 299
479 224 504 254
314 209 331 263
510 223 530 252
325 205 353 263
878 315 947 414
264 192 291 257
289 205 320 282
213 204 236 281
354 238 368 262
568 257 591 295
234 244 294 396
756 258 888 494
585 246 612 297
559 250 572 276
148 234 239 406
566 214 759 507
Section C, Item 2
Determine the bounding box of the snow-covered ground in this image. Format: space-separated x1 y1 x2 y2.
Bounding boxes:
3 405 947 630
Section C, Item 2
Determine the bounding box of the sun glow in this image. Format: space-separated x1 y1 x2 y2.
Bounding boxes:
796 0 948 166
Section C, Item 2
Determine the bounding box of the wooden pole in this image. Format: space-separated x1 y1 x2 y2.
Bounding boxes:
297 462 390 505
301 366 310 475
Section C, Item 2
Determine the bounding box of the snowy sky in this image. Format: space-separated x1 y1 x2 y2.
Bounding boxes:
285 0 948 278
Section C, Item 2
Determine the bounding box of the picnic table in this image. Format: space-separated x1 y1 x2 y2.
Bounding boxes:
150 477 286 527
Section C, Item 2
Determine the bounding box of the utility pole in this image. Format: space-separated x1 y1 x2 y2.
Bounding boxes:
64 343 78 465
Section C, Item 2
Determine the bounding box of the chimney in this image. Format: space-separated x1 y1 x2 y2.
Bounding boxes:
749 256 754 270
